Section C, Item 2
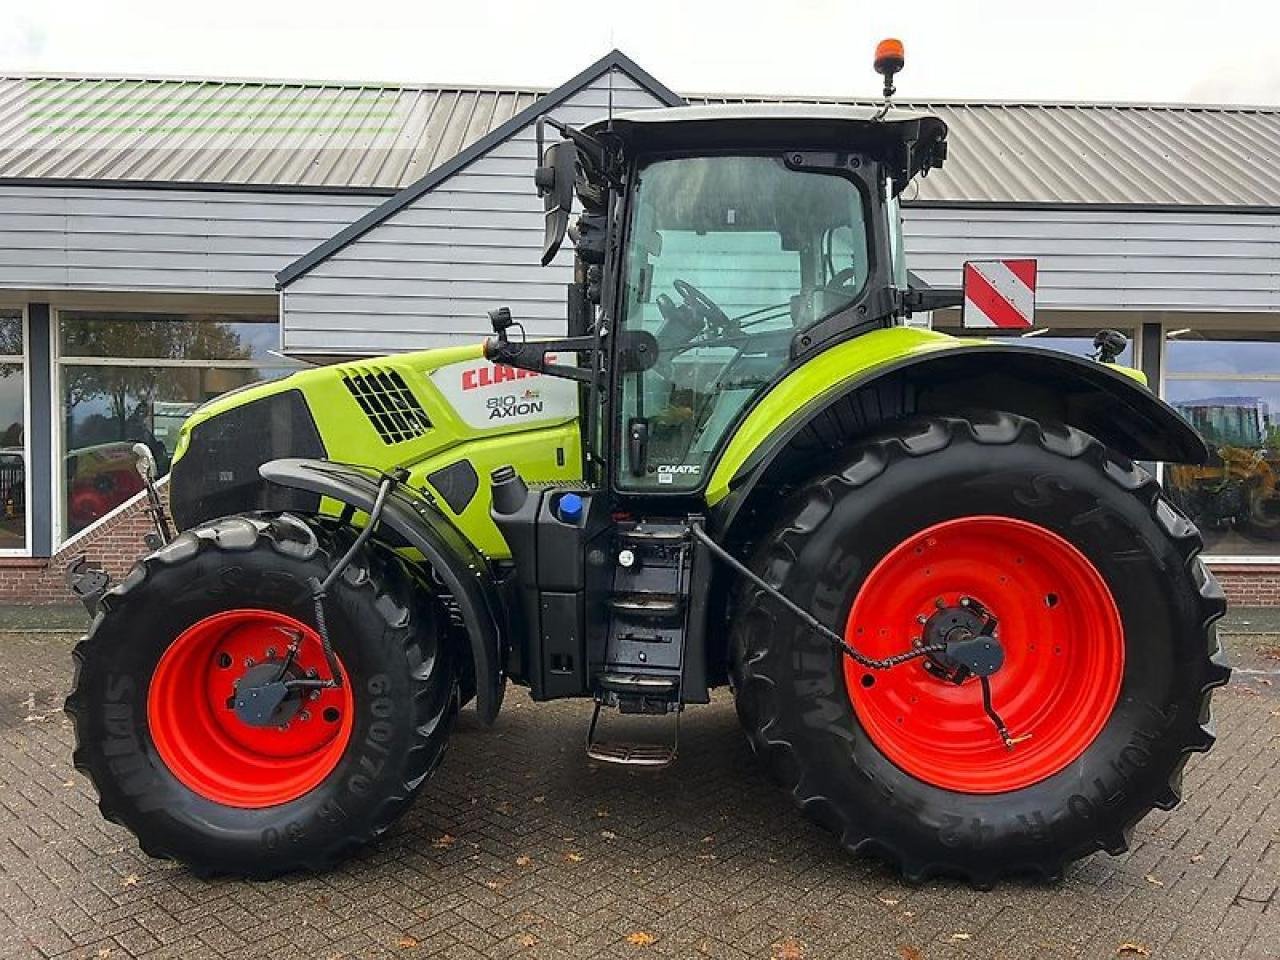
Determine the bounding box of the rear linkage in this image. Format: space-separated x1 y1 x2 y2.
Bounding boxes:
691 527 1028 749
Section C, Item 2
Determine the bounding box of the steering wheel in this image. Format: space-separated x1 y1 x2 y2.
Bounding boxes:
670 279 739 338
826 266 860 290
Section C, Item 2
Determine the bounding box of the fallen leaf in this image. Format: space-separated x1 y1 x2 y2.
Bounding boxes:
483 878 508 890
431 833 455 849
496 802 513 815
395 935 419 949
601 830 618 840
62 780 76 788
97 949 112 959
625 931 657 947
898 947 924 960
517 933 538 948
1117 944 1151 958
876 896 900 907
532 795 546 804
701 835 715 844
595 808 610 818
1143 874 1164 887
121 874 138 888
515 855 532 867
1190 854 1205 863
950 932 972 941
772 938 805 959
563 851 584 863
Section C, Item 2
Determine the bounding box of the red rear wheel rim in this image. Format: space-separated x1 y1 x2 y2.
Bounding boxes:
844 516 1124 794
147 609 354 808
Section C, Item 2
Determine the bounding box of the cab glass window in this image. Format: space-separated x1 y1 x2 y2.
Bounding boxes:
617 155 869 491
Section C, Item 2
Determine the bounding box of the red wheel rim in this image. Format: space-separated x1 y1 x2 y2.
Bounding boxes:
844 516 1124 794
147 609 354 808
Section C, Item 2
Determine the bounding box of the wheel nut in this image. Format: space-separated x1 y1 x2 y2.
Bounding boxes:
960 597 971 607
300 710 311 722
310 690 321 701
916 615 928 625
244 657 255 668
266 646 277 659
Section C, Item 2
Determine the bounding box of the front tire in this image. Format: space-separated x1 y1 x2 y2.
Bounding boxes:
65 513 457 877
730 413 1230 885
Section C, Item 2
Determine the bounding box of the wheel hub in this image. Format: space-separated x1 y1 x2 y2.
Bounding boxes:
231 660 304 728
921 600 1004 680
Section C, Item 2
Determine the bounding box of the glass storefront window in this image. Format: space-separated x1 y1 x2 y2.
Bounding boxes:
934 321 1135 366
1163 328 1280 558
0 310 25 551
58 310 297 540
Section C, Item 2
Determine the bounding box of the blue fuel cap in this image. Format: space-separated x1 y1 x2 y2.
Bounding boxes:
557 492 583 523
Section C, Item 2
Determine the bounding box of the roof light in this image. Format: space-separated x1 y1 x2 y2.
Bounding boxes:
874 38 905 78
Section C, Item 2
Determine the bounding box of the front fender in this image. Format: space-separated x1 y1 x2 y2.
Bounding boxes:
260 458 506 724
707 327 1207 515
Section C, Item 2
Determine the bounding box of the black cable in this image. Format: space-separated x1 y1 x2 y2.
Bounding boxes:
690 526 946 671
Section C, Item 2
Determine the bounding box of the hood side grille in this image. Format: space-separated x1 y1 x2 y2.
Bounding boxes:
342 367 432 444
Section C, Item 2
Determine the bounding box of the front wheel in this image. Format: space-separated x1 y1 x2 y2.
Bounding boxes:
730 413 1230 885
65 513 457 877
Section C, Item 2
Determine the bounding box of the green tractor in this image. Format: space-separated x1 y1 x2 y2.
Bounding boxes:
65 46 1228 886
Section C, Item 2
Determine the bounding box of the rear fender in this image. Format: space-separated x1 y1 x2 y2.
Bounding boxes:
708 331 1208 533
260 458 506 724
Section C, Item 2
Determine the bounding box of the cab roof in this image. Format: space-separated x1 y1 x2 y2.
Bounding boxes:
584 103 949 187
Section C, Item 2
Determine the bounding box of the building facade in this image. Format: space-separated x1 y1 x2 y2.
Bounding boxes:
2 52 1280 601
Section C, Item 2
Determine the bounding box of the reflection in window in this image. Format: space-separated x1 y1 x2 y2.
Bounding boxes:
935 323 1135 366
59 310 296 539
0 311 24 551
1163 328 1280 557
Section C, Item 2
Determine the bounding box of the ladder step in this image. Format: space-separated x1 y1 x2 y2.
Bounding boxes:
596 672 680 696
586 699 679 768
608 593 684 617
619 526 688 545
586 740 676 767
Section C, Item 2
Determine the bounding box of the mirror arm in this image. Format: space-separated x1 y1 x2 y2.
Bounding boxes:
903 285 963 313
484 334 599 384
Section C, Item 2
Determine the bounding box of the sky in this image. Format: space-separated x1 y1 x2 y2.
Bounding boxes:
2 0 1280 105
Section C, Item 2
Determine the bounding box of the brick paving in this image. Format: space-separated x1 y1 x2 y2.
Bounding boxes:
2 630 1277 960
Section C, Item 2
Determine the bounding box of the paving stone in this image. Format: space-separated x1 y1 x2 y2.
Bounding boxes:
1 630 1277 959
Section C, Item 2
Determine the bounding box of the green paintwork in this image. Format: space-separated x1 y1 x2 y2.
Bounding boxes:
704 326 1148 505
173 326 1149 556
171 343 583 560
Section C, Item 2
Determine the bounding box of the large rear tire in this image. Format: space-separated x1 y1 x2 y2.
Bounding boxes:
65 513 457 877
730 413 1230 886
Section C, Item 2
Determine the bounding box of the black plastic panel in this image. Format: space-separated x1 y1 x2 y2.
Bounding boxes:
170 389 325 529
427 459 479 515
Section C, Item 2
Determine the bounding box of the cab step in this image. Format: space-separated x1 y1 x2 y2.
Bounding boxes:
586 697 680 768
607 593 685 617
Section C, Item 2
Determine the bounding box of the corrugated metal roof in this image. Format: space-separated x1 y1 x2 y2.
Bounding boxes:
1 69 1279 206
689 93 1280 206
0 76 541 190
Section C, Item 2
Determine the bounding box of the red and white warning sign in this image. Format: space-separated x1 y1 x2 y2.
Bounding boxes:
961 259 1037 329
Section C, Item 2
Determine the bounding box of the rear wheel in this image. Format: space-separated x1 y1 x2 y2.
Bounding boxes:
730 413 1230 885
65 513 457 877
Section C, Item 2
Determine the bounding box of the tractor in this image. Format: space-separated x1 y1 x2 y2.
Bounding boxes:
1167 396 1280 539
65 42 1229 886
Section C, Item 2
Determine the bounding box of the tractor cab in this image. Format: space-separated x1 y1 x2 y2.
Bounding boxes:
489 102 951 497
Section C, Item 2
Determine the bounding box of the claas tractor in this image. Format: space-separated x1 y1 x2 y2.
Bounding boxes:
1168 396 1280 538
65 44 1229 886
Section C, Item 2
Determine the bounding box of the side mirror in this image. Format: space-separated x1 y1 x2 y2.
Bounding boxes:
535 140 577 266
961 259 1037 330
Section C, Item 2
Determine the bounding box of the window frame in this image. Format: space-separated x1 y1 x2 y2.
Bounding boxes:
612 151 878 495
0 304 30 557
1159 319 1280 565
51 304 295 549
